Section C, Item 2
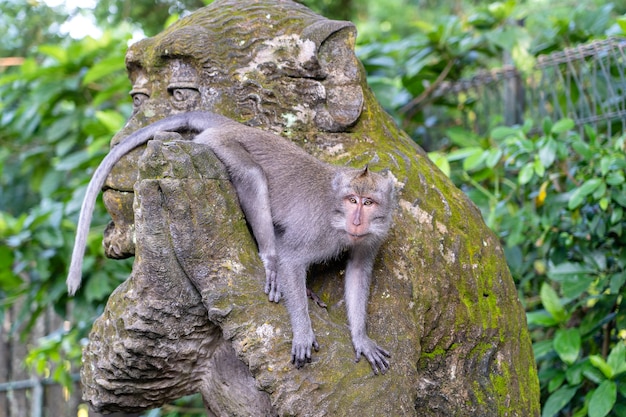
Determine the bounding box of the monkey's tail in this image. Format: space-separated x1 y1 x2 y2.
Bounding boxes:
66 111 227 295
65 123 153 295
66 149 119 295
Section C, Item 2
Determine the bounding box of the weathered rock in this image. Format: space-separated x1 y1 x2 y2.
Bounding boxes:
80 0 540 415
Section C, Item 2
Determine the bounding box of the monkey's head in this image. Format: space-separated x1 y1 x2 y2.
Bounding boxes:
332 167 395 243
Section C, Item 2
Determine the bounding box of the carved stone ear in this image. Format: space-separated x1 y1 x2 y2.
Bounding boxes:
301 20 355 49
302 20 364 133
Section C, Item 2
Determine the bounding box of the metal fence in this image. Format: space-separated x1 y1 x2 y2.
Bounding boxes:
421 37 626 143
0 307 132 417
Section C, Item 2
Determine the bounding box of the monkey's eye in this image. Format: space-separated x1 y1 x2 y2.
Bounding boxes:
348 197 358 204
130 90 150 112
363 199 374 206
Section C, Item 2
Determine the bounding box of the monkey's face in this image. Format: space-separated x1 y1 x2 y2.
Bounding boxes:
332 169 395 243
343 195 379 240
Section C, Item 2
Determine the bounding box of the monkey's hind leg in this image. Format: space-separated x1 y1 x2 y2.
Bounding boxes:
194 130 279 301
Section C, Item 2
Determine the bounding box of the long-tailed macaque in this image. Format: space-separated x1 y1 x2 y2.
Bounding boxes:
67 111 395 374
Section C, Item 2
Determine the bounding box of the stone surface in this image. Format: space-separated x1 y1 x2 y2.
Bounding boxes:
80 1 540 415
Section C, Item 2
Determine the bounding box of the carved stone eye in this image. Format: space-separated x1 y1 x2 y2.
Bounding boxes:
130 92 149 112
168 87 200 110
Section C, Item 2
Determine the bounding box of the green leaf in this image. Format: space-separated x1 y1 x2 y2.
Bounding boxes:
542 117 553 136
584 362 608 384
55 150 94 171
83 56 126 85
590 355 613 379
548 262 595 281
519 162 534 185
540 283 567 323
37 44 68 64
610 272 626 294
548 371 566 392
551 118 575 134
613 189 626 208
542 385 578 417
568 178 603 209
533 339 554 360
607 343 626 376
589 380 616 417
428 152 451 177
599 197 609 211
572 140 593 159
491 125 521 141
618 16 626 33
485 148 503 168
534 157 545 177
593 181 606 200
527 310 558 327
566 360 587 385
447 146 483 162
446 127 482 147
0 246 22 289
463 148 488 171
611 206 623 224
95 110 125 134
606 171 625 186
538 138 558 168
554 328 581 365
600 156 611 177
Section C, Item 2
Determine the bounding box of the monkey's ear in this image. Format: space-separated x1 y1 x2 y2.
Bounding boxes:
358 165 369 178
332 170 350 192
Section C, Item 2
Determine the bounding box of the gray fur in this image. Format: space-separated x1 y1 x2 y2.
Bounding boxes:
67 111 395 373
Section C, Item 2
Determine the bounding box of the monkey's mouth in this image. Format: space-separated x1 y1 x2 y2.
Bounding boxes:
348 232 368 240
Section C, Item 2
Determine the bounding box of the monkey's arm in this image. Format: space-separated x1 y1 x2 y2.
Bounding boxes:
344 245 390 374
193 129 279 301
67 112 229 295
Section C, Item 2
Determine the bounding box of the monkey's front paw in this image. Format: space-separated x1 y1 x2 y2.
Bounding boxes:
260 253 280 302
354 337 391 375
291 333 320 368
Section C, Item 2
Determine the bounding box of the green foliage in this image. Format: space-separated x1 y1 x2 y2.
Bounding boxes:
0 0 66 56
361 2 625 415
0 27 134 389
92 0 207 36
430 118 626 416
356 1 619 150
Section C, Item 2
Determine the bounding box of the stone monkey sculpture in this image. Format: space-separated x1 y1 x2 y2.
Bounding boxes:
67 111 395 374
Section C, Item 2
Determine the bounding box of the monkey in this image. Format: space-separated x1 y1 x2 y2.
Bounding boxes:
67 111 395 374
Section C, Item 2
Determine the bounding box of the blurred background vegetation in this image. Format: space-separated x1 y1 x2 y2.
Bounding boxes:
1 0 626 415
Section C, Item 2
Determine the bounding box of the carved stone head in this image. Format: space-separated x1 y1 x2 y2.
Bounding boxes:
102 0 367 261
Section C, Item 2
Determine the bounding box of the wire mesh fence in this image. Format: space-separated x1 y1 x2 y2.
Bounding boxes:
421 36 626 144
